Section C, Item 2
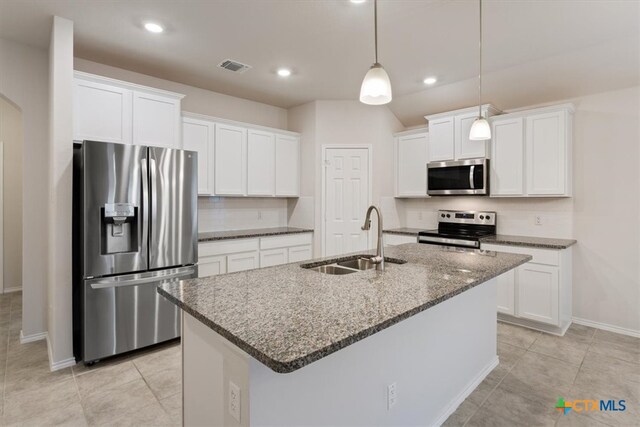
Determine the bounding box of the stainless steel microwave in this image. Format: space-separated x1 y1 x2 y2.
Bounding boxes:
427 158 489 196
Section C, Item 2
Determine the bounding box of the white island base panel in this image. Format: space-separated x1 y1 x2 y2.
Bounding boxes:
182 279 498 427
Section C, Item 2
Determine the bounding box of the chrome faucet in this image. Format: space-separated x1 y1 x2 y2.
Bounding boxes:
361 205 385 271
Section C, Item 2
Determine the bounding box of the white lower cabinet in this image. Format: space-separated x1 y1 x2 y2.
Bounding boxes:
481 243 572 335
288 245 313 263
383 233 417 246
260 248 288 268
197 255 226 277
227 252 260 273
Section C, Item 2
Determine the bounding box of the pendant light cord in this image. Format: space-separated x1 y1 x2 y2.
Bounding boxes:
374 0 379 64
478 0 483 118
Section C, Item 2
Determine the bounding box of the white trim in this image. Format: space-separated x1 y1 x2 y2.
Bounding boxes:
0 142 3 294
73 70 185 99
433 356 499 426
320 144 373 257
182 111 299 138
425 103 501 122
46 335 77 372
498 314 571 337
572 316 640 339
393 126 428 138
20 330 47 344
3 286 21 294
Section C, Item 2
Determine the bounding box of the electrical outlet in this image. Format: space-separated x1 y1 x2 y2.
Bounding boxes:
418 211 423 221
257 211 262 220
535 215 543 226
229 381 241 422
387 382 397 410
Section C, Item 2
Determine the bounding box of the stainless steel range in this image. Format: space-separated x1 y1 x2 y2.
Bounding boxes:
418 210 496 249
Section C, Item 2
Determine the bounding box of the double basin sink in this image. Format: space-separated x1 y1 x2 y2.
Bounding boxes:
301 255 406 275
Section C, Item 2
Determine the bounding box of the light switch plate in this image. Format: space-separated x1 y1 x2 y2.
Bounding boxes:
229 381 241 422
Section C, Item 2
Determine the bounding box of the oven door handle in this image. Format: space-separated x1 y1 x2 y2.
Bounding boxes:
418 235 479 248
469 165 475 190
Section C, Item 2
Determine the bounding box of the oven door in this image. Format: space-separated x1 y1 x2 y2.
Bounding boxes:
427 158 488 195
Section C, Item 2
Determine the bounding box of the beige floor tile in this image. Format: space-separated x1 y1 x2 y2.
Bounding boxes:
71 353 132 377
144 366 181 400
593 329 639 347
573 364 640 401
3 378 80 424
442 398 479 426
566 383 639 427
467 364 509 406
81 377 159 425
581 351 640 383
159 393 182 426
565 323 597 341
132 344 180 378
554 410 613 426
589 336 640 365
497 322 541 349
5 363 73 396
109 401 175 427
5 401 87 427
497 341 527 370
508 351 579 395
466 402 555 427
75 360 142 398
529 333 589 366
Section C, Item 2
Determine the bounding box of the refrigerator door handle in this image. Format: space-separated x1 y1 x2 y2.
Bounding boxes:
141 157 149 254
89 266 196 289
149 157 158 255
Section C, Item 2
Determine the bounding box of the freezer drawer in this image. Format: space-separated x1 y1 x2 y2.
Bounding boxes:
82 266 196 362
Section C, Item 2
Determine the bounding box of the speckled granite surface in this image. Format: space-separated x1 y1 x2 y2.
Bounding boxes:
383 228 423 236
158 243 530 373
481 234 576 249
198 227 313 242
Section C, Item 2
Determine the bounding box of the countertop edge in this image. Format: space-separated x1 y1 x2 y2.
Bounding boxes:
480 237 577 250
159 253 532 373
198 228 314 243
382 229 421 237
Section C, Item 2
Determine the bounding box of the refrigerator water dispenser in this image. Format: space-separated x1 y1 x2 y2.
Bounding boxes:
102 203 137 254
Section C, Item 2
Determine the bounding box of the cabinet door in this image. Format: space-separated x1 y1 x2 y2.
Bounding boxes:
133 91 181 148
215 124 247 196
227 251 259 273
288 245 313 263
490 117 525 196
455 112 487 159
260 248 288 267
73 79 132 144
396 133 428 197
183 118 215 195
247 130 276 196
198 256 227 277
496 269 516 315
526 111 566 195
428 117 455 161
275 135 300 197
516 264 559 325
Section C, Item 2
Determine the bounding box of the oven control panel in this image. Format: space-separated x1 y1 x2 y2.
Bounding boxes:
437 210 496 226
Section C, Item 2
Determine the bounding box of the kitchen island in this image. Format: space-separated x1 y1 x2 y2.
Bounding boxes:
159 243 530 426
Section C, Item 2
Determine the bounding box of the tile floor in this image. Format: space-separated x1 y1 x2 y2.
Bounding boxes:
2 291 638 426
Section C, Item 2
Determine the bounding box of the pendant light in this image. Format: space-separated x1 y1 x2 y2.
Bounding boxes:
469 0 491 140
359 0 392 105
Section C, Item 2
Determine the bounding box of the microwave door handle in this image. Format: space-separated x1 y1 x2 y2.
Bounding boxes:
469 165 475 189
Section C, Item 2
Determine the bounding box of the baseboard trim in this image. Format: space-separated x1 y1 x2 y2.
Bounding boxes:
3 286 21 294
572 317 640 339
433 356 500 426
46 335 77 372
20 330 47 344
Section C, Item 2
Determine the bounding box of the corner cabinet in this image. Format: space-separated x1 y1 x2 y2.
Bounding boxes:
490 104 573 197
425 104 500 162
182 112 300 198
73 71 184 148
394 129 428 197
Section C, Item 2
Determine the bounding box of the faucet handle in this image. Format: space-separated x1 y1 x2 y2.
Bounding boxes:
361 219 371 231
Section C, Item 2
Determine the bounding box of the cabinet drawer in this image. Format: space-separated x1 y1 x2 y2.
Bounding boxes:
199 238 259 257
260 233 312 250
227 251 259 273
198 255 227 277
288 245 313 263
481 243 559 266
260 248 288 268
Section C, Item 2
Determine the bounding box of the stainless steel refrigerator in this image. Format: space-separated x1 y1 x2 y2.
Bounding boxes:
73 140 198 363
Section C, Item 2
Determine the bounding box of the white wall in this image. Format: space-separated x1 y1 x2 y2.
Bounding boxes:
0 96 23 292
0 37 49 339
47 16 74 368
74 58 288 129
198 197 288 233
401 87 640 334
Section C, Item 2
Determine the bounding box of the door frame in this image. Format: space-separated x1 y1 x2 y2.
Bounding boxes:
321 144 373 257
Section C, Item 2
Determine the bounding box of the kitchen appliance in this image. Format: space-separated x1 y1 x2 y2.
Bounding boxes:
73 140 198 363
418 210 496 249
427 158 489 196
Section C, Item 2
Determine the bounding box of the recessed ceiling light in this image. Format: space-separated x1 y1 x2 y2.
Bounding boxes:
277 68 292 77
350 0 367 3
423 77 437 85
144 22 164 33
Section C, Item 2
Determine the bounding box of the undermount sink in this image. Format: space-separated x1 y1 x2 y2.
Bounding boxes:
302 255 407 275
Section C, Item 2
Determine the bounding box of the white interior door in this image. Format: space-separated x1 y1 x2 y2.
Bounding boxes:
324 148 370 257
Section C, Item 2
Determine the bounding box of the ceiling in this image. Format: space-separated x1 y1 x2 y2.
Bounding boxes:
1 0 638 126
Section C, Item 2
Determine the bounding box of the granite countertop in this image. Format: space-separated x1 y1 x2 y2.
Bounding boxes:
198 227 314 242
383 228 423 236
480 234 577 250
158 243 530 373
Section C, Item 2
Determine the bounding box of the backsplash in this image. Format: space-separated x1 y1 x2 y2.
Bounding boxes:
198 197 288 232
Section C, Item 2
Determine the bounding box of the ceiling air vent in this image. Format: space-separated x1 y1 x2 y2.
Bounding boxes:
217 59 252 74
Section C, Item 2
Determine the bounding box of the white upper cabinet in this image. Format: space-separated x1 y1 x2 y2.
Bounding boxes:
133 91 182 148
490 117 525 196
73 78 132 144
215 123 247 196
275 135 300 197
394 130 428 197
490 104 573 198
426 105 500 162
183 117 215 195
73 71 184 147
247 130 276 196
